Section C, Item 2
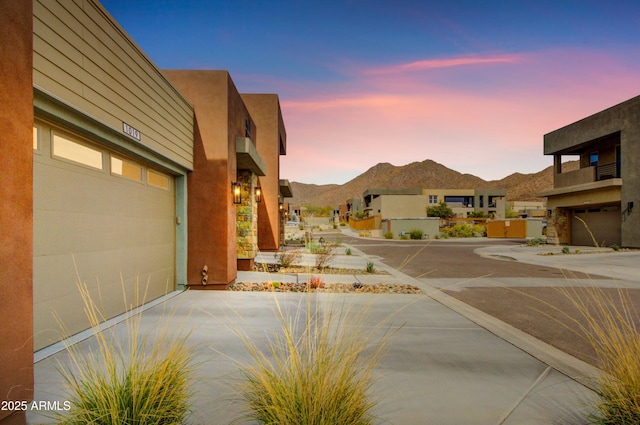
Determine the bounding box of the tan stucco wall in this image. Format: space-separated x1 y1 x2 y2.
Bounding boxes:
241 94 286 252
0 1 33 423
378 195 427 218
164 70 255 287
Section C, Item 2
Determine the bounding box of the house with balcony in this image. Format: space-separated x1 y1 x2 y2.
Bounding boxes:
538 95 640 248
425 188 506 217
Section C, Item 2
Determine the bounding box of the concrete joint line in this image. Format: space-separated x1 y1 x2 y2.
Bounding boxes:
497 366 551 425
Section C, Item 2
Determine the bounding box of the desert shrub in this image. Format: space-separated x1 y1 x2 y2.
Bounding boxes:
365 261 375 273
309 276 324 289
611 244 620 251
409 229 424 240
314 244 337 270
383 231 394 239
55 279 194 425
345 247 352 256
235 296 396 425
441 223 485 238
527 237 547 247
277 249 301 268
562 246 571 254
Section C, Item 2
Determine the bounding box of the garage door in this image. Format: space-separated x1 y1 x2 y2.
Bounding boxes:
33 122 176 351
571 205 621 247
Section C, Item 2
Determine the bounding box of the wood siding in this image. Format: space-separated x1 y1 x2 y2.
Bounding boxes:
33 0 193 169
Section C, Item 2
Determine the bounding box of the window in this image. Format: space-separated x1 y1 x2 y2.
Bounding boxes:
147 169 169 189
33 127 38 150
52 133 103 169
590 152 598 167
428 195 438 204
111 156 142 181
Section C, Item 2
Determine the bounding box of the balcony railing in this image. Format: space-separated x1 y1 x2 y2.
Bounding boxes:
596 162 620 180
555 162 620 188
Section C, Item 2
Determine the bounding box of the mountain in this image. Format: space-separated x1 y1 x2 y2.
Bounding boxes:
288 159 579 207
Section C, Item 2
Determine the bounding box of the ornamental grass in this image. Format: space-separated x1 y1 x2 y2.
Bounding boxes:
561 286 640 424
54 276 195 425
234 294 398 425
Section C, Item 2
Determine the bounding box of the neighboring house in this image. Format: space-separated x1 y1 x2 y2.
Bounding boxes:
363 188 426 218
509 201 547 218
0 2 291 421
538 95 639 248
164 70 268 278
425 188 506 217
346 198 364 221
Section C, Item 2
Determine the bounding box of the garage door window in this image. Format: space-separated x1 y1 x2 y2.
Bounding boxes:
52 133 103 170
111 156 142 182
147 169 169 190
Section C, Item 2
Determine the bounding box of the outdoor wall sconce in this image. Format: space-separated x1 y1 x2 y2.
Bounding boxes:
255 186 262 202
232 182 242 204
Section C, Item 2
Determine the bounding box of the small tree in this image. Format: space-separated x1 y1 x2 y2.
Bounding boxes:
427 202 453 218
505 206 519 218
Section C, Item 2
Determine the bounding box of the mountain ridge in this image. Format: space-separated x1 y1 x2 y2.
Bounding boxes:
288 159 578 207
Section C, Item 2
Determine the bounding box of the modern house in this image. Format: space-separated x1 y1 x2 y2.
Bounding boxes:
363 188 426 218
538 95 639 248
425 188 506 217
345 187 507 237
0 2 291 422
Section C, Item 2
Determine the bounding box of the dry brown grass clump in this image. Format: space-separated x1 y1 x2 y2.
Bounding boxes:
55 278 195 425
234 295 398 425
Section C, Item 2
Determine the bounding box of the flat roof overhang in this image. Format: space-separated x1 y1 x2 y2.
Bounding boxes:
537 178 622 197
279 179 293 198
236 137 266 176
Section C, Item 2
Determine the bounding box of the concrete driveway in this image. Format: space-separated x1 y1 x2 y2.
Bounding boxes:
28 233 607 424
29 290 597 425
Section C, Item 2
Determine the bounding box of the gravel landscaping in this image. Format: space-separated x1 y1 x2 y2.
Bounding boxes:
229 281 423 294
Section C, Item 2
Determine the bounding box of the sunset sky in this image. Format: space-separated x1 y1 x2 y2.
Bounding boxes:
101 0 640 185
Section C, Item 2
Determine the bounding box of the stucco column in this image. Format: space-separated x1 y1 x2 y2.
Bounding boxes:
0 1 34 424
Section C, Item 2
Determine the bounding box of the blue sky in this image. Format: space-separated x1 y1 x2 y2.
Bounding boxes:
101 0 640 185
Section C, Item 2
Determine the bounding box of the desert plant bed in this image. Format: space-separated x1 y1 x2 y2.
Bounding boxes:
229 281 423 294
253 263 389 275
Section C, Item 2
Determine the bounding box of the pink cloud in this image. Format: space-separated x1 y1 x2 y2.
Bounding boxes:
275 48 640 185
361 54 522 76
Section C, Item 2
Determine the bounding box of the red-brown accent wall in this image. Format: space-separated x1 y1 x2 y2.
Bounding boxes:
0 1 34 423
241 94 287 252
163 70 255 288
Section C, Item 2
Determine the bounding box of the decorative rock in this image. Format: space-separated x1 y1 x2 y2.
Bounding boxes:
229 282 423 294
